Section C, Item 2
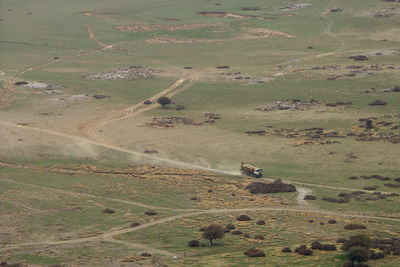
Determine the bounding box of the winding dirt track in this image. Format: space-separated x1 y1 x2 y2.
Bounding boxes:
2 15 400 260
1 177 400 257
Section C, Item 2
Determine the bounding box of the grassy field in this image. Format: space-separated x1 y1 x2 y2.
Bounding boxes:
1 0 400 266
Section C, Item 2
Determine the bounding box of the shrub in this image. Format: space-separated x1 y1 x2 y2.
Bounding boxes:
304 195 317 200
342 234 371 251
322 197 349 203
256 220 265 225
254 235 265 240
143 100 152 104
337 238 347 243
311 241 322 250
144 211 157 216
328 219 337 224
188 240 200 247
370 250 385 260
237 215 252 221
231 230 243 235
103 208 115 214
246 181 296 194
226 223 235 230
368 100 387 106
363 186 378 191
130 222 140 227
244 248 265 257
282 247 291 253
344 224 367 230
244 233 250 238
141 252 152 257
295 245 313 256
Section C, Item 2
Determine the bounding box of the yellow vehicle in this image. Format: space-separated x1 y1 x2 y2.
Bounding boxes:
241 162 263 178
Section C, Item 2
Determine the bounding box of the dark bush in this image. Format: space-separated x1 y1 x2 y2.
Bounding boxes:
295 245 313 255
143 100 152 104
226 223 235 230
256 220 265 225
244 233 250 238
237 215 252 221
188 240 200 247
103 208 115 214
14 81 28 85
309 220 314 223
342 234 371 251
199 227 206 232
349 176 359 180
144 211 157 216
320 222 325 225
337 238 347 243
130 222 140 227
304 195 317 200
328 219 337 224
282 247 291 253
141 252 152 257
231 230 243 235
244 248 265 257
368 100 387 106
370 250 385 260
311 241 322 250
246 180 296 194
344 224 367 230
254 235 264 240
363 186 378 191
322 197 349 203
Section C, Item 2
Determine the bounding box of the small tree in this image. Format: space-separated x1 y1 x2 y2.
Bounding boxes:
202 224 225 245
157 96 171 109
347 246 369 267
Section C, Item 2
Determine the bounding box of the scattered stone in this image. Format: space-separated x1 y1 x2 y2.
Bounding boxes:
130 222 140 227
282 247 292 253
144 100 152 104
85 66 164 80
256 220 265 225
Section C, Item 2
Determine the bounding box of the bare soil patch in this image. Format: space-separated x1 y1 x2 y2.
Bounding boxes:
241 28 296 39
145 38 216 44
197 11 272 20
117 23 224 32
